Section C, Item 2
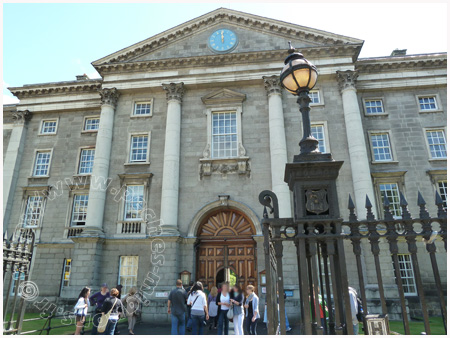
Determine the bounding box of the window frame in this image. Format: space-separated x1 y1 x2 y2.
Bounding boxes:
76 147 96 175
126 132 151 165
423 128 447 160
118 256 139 295
123 184 145 221
211 110 239 159
70 194 89 227
437 180 447 210
308 89 324 107
395 254 417 296
38 118 59 136
363 98 386 116
131 100 153 118
31 149 53 177
22 194 46 228
368 130 397 163
416 94 442 113
372 171 406 219
82 115 100 133
310 121 330 153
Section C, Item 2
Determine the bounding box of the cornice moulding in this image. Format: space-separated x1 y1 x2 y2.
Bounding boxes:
356 55 447 73
94 45 362 75
9 81 102 100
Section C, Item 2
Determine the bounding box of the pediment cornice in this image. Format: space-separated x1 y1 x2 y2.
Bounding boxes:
9 80 102 99
95 44 362 75
92 8 363 66
202 88 246 105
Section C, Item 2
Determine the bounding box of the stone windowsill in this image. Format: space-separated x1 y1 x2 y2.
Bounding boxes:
364 113 389 117
371 160 399 165
81 130 98 134
428 158 447 162
419 109 444 114
130 114 152 119
124 162 151 166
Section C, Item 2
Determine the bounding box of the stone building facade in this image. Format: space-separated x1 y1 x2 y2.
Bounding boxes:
3 8 447 322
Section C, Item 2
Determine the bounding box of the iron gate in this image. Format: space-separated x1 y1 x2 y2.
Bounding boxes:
3 228 35 335
259 189 447 335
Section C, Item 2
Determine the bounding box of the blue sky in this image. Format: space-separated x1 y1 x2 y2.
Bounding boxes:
3 2 447 104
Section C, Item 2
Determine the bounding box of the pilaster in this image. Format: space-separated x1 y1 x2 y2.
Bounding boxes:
263 76 292 218
3 110 32 227
160 83 184 235
336 70 377 217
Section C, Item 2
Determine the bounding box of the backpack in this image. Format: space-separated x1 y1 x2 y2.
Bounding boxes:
356 297 364 322
209 300 218 317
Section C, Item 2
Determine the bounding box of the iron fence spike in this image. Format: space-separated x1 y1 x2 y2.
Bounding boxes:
365 195 372 208
435 190 443 205
383 192 390 207
417 191 426 206
348 194 355 209
399 192 408 207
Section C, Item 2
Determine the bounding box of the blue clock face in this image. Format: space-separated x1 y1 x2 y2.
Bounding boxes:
208 29 238 53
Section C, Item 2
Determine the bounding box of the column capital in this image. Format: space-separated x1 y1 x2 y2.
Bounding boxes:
99 88 120 108
263 75 282 96
12 110 32 125
162 82 185 102
336 70 359 92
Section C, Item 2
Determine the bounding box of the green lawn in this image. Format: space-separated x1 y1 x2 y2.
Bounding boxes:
3 312 127 335
355 316 446 335
388 317 446 335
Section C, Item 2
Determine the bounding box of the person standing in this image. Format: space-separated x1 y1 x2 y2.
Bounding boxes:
187 282 209 335
90 283 110 335
101 288 124 335
216 282 231 335
113 284 123 335
349 287 360 335
230 285 244 335
74 287 90 335
168 279 188 335
208 286 219 330
185 281 195 332
122 287 140 335
244 285 259 335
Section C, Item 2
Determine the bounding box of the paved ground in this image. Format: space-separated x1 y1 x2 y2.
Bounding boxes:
115 319 300 335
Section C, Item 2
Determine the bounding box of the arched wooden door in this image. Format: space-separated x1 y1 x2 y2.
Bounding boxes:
196 209 258 292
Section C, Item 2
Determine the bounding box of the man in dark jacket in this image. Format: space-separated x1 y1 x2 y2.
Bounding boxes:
90 283 110 335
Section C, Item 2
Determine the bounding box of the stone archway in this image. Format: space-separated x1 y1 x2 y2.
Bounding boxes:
195 208 258 291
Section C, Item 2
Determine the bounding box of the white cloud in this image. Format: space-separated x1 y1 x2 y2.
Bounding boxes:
2 94 20 105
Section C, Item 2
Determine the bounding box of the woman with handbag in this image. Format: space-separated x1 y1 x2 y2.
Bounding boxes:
244 285 259 335
99 288 124 335
207 286 219 330
216 282 231 335
231 285 245 335
187 282 209 335
74 287 90 335
122 287 140 335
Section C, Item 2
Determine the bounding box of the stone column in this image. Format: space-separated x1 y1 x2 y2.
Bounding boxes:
263 76 292 218
3 110 31 227
160 83 184 235
84 88 120 234
336 70 377 217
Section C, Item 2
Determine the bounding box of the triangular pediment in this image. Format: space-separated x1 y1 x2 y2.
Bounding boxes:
201 88 246 105
92 8 363 66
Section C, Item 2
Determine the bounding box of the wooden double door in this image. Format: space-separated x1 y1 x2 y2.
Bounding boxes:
196 240 258 291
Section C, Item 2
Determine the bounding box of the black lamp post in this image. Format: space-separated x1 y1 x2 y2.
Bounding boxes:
280 42 319 156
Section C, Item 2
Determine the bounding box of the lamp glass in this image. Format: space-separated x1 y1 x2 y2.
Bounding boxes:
281 58 318 93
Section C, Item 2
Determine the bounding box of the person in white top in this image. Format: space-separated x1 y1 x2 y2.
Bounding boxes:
348 287 360 335
74 287 90 335
216 282 231 335
187 282 209 335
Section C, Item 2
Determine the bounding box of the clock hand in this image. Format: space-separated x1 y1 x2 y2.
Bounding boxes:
221 30 224 43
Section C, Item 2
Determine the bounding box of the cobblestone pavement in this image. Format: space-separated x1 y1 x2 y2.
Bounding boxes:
115 319 300 335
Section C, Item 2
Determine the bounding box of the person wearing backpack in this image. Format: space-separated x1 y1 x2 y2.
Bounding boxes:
348 287 360 335
74 287 90 335
208 286 219 330
187 282 209 335
101 288 124 335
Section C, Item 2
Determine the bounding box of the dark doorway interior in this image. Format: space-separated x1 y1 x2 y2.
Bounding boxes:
216 269 225 288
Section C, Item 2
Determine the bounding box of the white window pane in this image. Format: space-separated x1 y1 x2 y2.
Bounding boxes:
419 96 437 111
438 181 447 210
34 151 51 176
426 130 447 159
365 100 384 114
71 195 89 226
311 125 326 153
134 102 152 115
130 135 149 162
41 120 57 134
78 149 95 174
380 183 401 217
23 196 44 227
124 186 144 220
211 112 238 158
84 118 100 131
119 256 139 294
371 133 393 161
395 254 417 296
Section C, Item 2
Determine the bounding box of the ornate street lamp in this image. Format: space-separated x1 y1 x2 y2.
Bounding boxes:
280 42 319 156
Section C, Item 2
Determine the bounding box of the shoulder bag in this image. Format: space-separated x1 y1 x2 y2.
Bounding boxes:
97 298 118 333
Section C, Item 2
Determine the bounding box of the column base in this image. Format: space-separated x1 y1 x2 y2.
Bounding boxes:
159 225 180 236
79 226 105 238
